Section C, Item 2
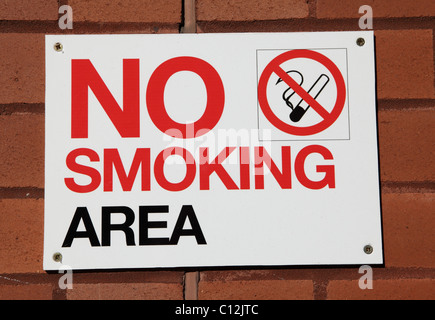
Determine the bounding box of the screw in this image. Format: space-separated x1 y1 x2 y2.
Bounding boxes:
363 245 373 255
356 37 365 47
53 252 62 262
54 42 63 52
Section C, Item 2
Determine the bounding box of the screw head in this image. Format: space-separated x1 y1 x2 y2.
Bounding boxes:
53 252 62 262
54 42 63 52
363 245 373 254
356 37 365 47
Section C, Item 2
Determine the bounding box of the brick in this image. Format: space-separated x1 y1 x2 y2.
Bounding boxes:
69 0 182 23
377 109 435 182
200 269 318 282
0 33 45 104
327 279 435 300
0 199 44 273
196 0 309 21
0 284 52 300
199 279 313 300
67 282 183 300
0 0 59 20
375 29 434 99
381 193 435 268
0 114 44 188
317 0 435 18
70 271 184 284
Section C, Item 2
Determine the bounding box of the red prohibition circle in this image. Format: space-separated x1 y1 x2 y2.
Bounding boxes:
146 56 225 139
258 49 346 136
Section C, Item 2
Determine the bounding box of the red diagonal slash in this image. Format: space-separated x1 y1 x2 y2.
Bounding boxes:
273 66 330 120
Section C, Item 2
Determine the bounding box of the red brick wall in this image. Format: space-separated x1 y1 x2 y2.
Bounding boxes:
0 0 434 300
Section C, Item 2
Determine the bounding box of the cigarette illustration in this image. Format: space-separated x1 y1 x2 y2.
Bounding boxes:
290 74 329 122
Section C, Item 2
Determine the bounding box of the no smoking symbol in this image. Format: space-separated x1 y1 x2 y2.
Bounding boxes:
258 49 346 136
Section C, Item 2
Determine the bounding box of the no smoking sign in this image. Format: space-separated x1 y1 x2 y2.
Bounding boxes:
257 48 350 140
44 32 382 270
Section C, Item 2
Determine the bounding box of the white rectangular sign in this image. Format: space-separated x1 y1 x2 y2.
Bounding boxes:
44 31 383 270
